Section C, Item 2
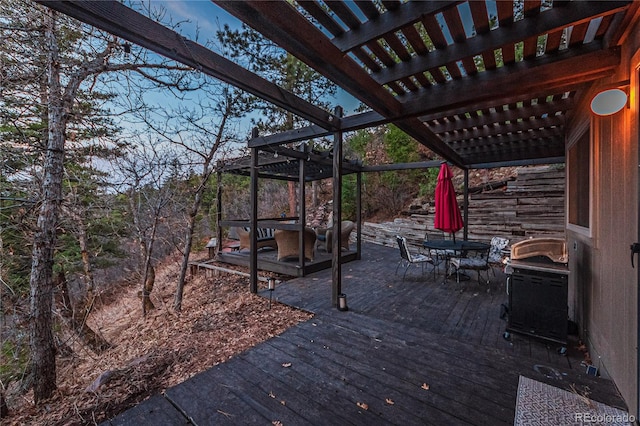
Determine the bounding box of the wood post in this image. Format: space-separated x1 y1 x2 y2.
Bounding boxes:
299 144 306 267
250 128 259 293
216 170 223 254
332 106 343 307
356 171 362 260
463 168 469 241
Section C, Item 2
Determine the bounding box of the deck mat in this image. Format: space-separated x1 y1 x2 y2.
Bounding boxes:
514 376 632 425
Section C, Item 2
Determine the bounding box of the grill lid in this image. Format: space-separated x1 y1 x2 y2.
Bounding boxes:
510 238 568 263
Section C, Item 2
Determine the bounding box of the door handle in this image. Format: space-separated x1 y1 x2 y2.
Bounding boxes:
630 243 640 268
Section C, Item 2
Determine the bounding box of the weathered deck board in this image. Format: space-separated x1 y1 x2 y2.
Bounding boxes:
104 243 628 425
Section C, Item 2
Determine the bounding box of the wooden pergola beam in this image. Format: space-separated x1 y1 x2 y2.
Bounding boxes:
469 156 565 169
453 133 565 152
463 144 565 164
361 161 443 172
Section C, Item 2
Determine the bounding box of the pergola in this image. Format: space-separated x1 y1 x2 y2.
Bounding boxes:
214 138 445 292
214 140 365 287
38 0 639 307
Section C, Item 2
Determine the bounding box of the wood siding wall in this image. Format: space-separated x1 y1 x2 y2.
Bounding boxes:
566 25 640 417
361 165 565 249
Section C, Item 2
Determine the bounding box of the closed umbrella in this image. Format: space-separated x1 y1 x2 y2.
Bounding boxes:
434 163 464 242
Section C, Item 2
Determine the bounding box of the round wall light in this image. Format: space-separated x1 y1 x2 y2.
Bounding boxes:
590 88 628 116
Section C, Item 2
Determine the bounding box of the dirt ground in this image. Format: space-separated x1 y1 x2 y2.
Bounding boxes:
4 252 312 426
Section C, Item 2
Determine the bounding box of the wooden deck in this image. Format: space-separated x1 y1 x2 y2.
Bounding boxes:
214 246 358 277
105 243 628 425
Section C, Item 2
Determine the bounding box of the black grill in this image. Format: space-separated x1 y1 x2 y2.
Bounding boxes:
506 239 569 345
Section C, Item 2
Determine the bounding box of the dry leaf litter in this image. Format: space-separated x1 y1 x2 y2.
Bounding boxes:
4 251 312 426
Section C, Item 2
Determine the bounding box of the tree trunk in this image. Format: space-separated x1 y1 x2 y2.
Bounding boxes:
142 265 155 313
174 198 198 311
72 210 96 323
126 186 158 316
29 11 62 402
141 206 160 316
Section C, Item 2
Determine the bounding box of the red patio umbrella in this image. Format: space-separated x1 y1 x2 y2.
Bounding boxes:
434 163 464 242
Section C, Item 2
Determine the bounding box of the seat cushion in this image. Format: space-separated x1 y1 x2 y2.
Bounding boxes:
488 237 509 263
451 257 486 269
411 253 432 262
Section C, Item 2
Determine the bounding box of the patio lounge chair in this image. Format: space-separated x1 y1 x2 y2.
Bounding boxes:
314 217 332 251
395 235 435 281
324 220 355 253
274 228 316 261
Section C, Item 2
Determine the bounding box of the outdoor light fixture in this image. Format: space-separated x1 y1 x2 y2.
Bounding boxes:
338 293 348 311
590 82 630 116
267 277 276 309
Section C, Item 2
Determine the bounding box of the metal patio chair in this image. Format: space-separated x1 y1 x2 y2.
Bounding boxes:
424 229 456 274
488 236 510 276
395 235 435 281
449 246 491 290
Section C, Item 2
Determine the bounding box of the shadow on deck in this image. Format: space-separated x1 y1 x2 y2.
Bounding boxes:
105 243 628 425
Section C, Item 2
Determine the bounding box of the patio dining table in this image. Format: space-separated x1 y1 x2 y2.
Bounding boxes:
423 240 490 253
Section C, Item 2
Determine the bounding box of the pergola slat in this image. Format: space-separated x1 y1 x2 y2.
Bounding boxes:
296 1 345 37
463 143 565 163
401 23 430 57
568 21 590 47
444 122 564 145
371 1 628 86
418 88 574 123
332 1 457 52
366 40 397 67
383 32 413 62
353 1 379 20
524 0 542 18
468 1 491 37
428 97 573 133
453 132 564 152
325 1 362 31
496 0 514 27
